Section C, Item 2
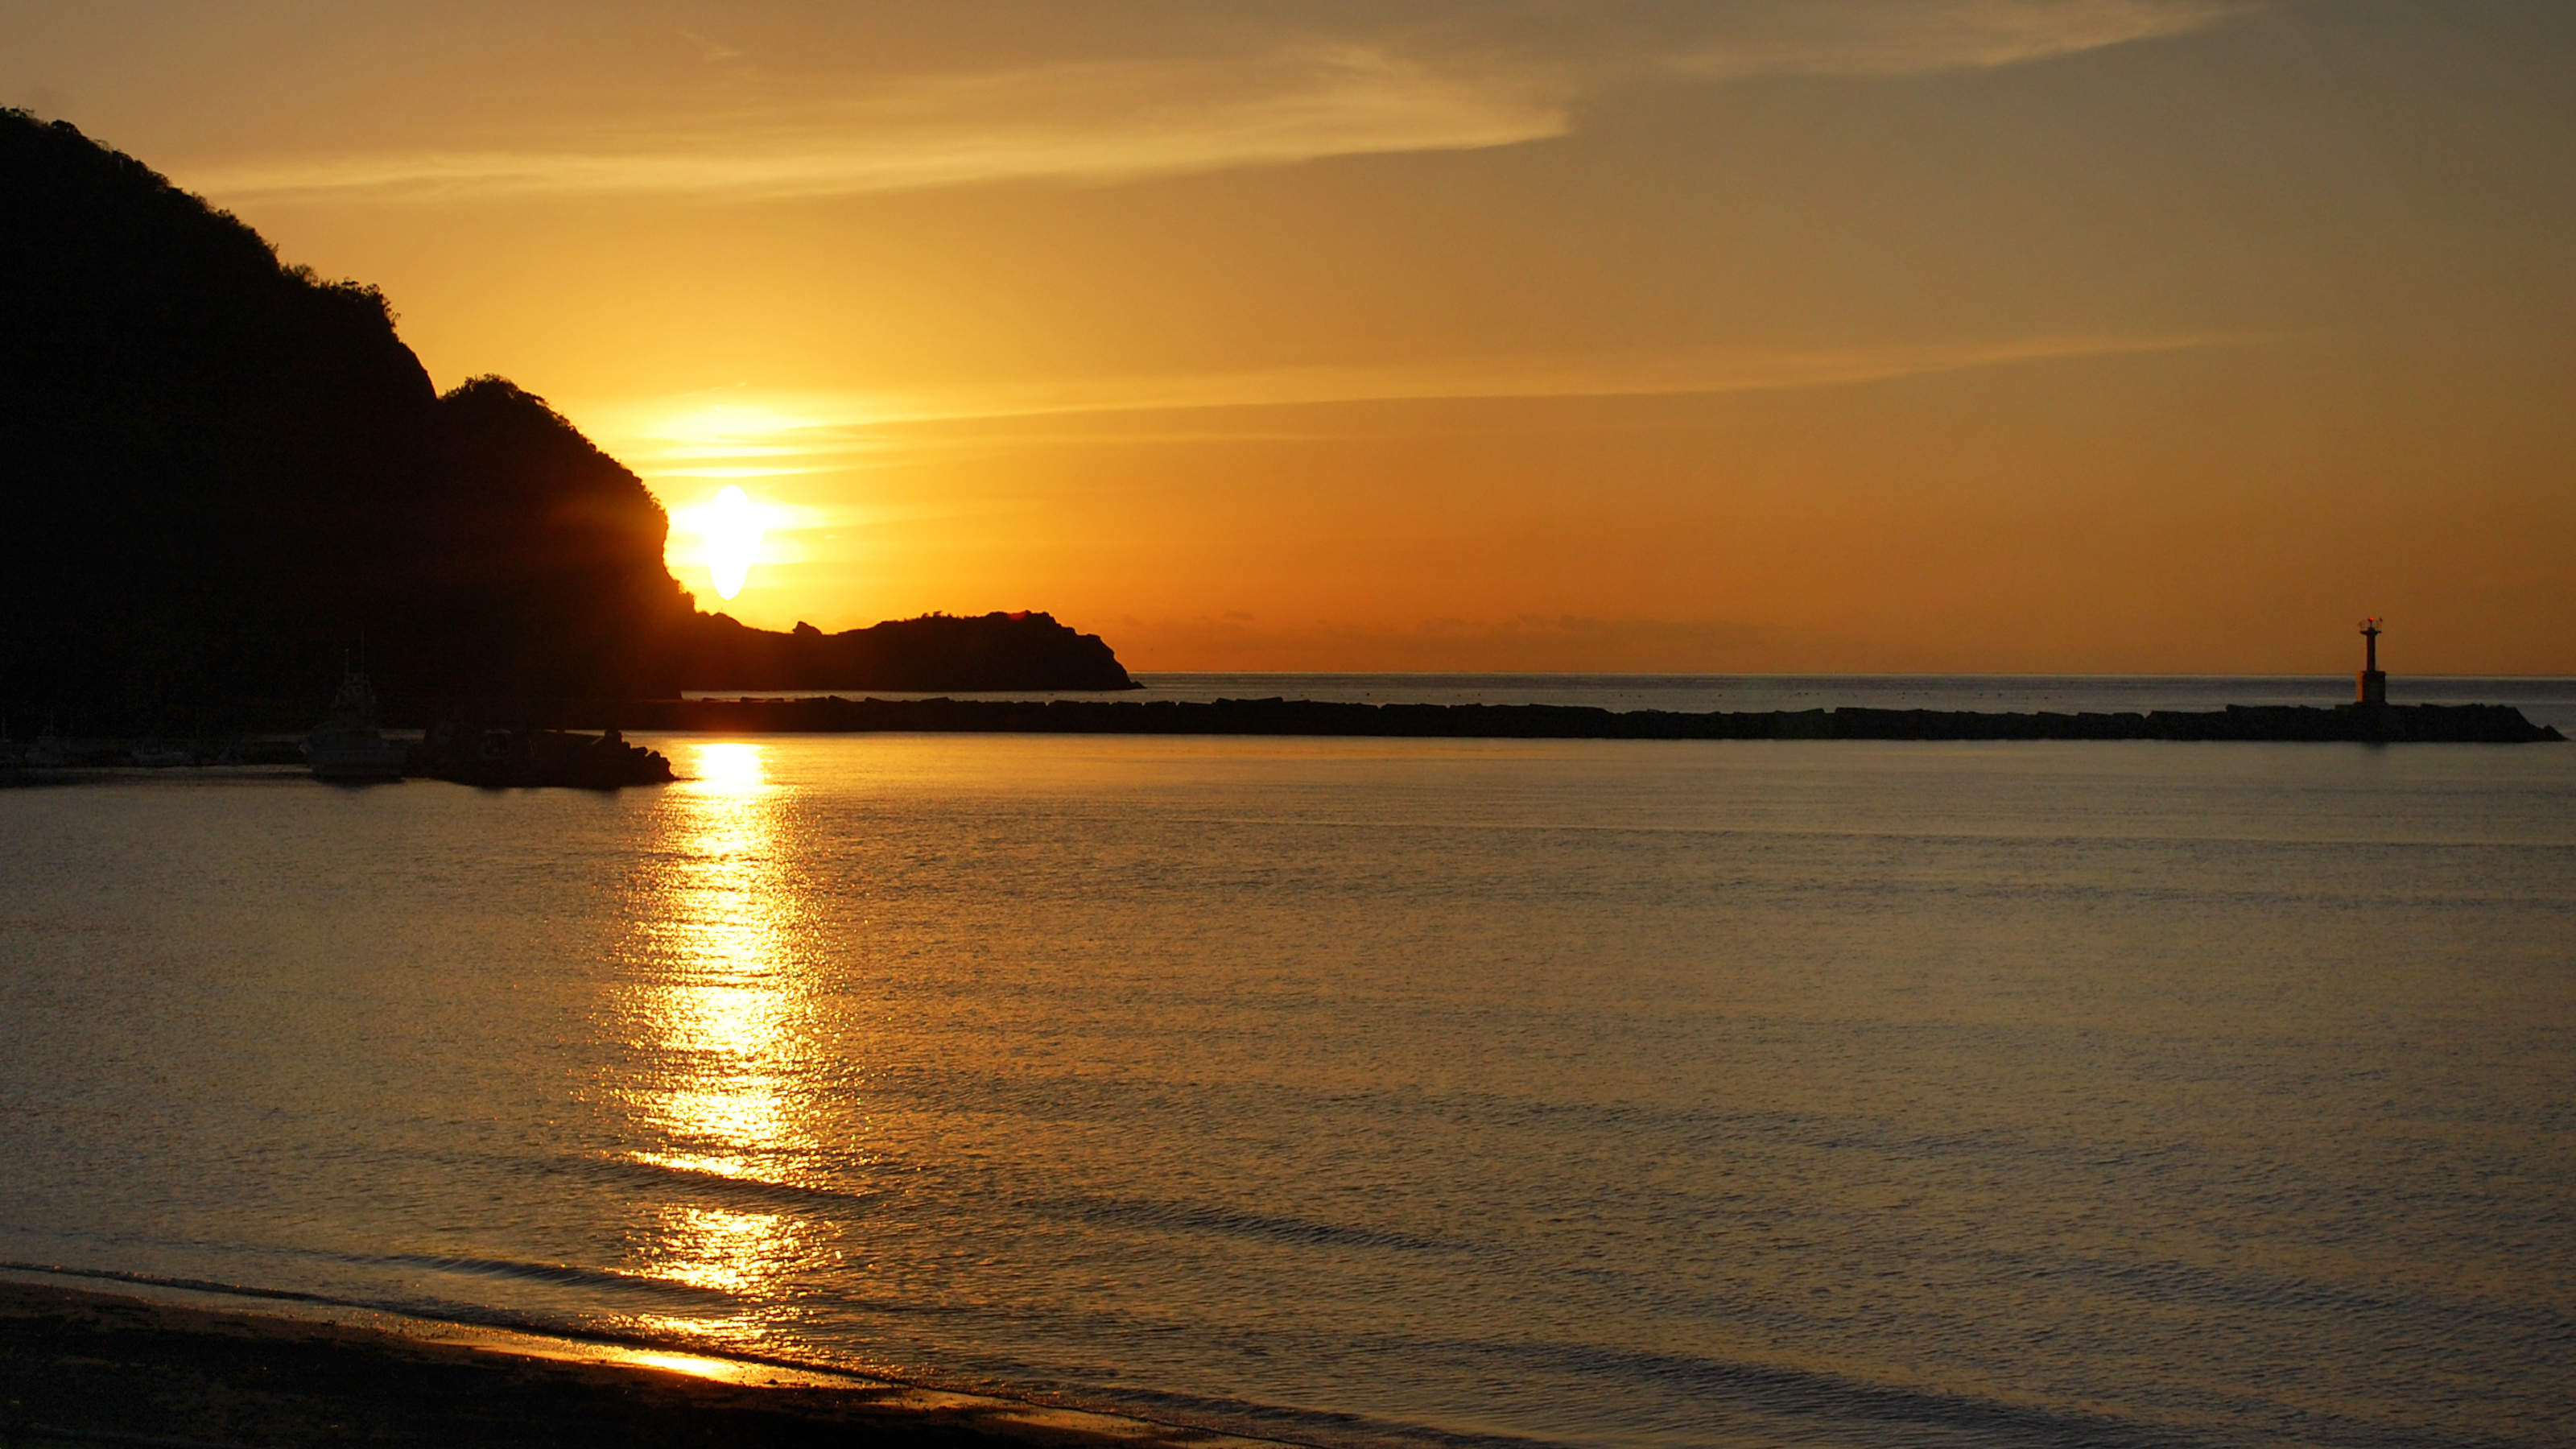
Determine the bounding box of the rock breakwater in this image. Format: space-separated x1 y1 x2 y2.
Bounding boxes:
602 698 2563 743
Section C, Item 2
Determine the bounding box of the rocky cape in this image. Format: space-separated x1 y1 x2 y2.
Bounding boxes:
681 612 1132 694
0 112 1129 733
564 697 2564 743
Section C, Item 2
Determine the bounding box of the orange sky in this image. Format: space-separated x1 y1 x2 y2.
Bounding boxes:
10 1 2574 671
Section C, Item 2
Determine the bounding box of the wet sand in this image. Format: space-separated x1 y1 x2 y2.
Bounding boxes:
0 1278 1265 1449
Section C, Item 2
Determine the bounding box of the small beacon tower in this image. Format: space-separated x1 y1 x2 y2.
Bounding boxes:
2356 617 2387 706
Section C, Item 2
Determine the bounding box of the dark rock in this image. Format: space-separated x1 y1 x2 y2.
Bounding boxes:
675 609 1133 693
419 724 675 789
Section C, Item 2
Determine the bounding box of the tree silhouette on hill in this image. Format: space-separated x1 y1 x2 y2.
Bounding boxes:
0 111 1128 731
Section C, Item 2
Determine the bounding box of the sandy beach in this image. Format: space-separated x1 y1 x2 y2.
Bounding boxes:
0 1274 1266 1449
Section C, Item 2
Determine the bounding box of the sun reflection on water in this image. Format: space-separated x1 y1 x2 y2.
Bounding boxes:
615 741 816 1342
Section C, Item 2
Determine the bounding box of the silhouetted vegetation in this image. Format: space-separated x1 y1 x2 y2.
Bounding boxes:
0 112 1129 732
683 610 1132 693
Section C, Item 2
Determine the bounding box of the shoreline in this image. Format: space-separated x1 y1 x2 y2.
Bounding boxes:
0 1265 1288 1449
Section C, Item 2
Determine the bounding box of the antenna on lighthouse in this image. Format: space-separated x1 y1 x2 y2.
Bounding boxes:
2356 617 2386 706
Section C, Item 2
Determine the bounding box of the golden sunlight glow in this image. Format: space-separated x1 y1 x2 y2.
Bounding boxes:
697 485 765 601
653 402 828 447
646 1204 803 1295
692 741 769 790
599 396 865 617
612 740 815 1340
624 1348 756 1381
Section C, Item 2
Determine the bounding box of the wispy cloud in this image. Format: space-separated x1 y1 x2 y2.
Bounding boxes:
1661 0 2245 78
922 331 2257 419
644 332 2256 433
570 331 2260 485
182 2 2240 204
1103 612 1819 672
678 31 748 66
188 49 1567 202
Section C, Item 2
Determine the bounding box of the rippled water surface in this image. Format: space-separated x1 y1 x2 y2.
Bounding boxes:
3 718 2573 1448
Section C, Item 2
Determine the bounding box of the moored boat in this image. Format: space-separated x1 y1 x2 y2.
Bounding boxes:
303 669 411 782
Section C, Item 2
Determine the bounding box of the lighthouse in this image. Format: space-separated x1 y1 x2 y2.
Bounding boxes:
2356 617 2387 706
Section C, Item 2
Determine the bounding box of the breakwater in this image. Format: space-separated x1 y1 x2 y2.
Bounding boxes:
593 697 2564 742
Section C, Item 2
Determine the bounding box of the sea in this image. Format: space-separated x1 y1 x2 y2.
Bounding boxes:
3 675 2572 1449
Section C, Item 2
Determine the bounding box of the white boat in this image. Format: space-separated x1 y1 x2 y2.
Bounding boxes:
130 736 194 767
303 669 411 782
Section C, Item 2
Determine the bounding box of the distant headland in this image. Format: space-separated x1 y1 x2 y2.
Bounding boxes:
680 611 1130 693
0 111 1131 734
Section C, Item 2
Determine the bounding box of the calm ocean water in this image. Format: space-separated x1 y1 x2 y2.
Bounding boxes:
4 676 2573 1449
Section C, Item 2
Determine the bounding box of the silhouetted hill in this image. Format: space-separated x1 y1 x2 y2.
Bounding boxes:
683 612 1133 693
0 112 1129 729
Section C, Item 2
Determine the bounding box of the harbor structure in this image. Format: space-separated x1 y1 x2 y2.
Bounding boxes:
2358 617 2388 706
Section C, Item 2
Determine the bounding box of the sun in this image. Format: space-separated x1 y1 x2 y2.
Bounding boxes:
694 485 765 601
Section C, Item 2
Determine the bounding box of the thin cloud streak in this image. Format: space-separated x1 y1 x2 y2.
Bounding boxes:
596 332 2262 444
187 52 1567 202
1663 0 2245 77
182 2 2240 202
573 332 2264 497
937 332 2263 421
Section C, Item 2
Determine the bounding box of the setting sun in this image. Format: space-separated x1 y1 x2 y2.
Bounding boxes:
684 485 766 601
